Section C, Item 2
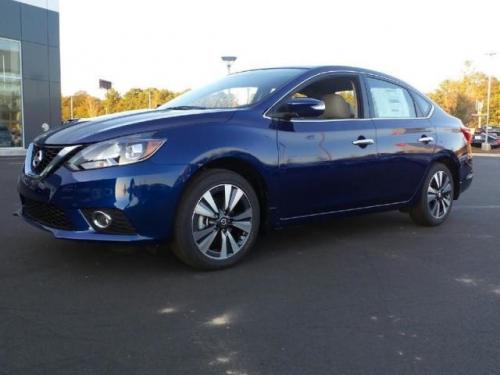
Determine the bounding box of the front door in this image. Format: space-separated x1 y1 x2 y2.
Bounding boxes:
273 74 380 219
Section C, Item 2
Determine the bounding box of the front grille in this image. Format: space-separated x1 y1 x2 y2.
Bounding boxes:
22 197 74 230
31 145 64 175
82 208 136 235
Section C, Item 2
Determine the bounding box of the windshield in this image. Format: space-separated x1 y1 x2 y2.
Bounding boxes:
158 68 306 110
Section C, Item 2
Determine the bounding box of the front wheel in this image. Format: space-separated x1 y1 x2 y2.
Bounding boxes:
171 169 260 270
410 163 454 226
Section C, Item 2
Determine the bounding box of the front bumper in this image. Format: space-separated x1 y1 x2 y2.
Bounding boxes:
18 160 189 242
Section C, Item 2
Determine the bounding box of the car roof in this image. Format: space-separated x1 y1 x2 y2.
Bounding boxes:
238 65 409 88
241 65 394 76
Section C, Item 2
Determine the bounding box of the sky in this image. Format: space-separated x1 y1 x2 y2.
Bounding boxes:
60 0 500 98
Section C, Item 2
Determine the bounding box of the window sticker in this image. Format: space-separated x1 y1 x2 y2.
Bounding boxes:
370 87 412 118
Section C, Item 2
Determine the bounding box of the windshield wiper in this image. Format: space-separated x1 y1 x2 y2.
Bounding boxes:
163 105 207 110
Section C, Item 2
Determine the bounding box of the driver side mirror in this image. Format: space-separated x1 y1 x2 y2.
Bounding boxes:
272 98 325 120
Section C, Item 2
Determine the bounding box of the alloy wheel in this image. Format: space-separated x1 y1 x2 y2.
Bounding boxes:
427 170 453 219
192 184 253 260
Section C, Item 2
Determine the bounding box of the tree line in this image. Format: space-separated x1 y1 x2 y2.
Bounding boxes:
61 88 183 121
429 62 499 128
61 63 500 127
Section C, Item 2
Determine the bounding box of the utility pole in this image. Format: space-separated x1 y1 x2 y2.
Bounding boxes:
483 52 497 151
474 100 484 128
99 79 113 115
486 52 496 126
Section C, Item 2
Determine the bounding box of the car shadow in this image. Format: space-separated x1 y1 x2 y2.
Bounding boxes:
247 211 413 261
38 210 413 275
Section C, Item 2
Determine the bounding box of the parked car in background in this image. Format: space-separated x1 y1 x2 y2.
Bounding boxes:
18 66 473 269
472 130 500 148
475 126 500 136
487 126 500 135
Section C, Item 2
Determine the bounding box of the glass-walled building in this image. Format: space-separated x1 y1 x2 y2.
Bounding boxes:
0 0 60 154
0 38 23 148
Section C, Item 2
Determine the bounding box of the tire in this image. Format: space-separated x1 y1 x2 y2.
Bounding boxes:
171 169 260 270
410 163 454 226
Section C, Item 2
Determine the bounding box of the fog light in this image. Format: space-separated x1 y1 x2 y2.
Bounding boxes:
92 210 112 229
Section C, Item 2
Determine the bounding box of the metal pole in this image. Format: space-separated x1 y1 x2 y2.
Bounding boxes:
477 101 482 128
148 91 152 109
70 96 74 119
2 55 5 86
486 73 492 145
221 57 237 75
485 52 497 147
105 89 109 114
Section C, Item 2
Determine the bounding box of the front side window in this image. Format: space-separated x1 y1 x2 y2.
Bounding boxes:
158 69 305 110
366 77 416 119
0 38 23 148
288 75 361 119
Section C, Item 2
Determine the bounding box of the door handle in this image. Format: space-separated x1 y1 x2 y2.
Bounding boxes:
352 138 375 146
419 136 434 144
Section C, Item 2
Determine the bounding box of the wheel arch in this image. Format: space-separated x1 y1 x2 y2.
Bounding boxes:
181 155 272 229
432 151 461 199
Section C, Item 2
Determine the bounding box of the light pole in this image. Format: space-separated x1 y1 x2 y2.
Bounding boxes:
99 79 113 114
483 52 497 151
221 56 237 74
473 100 485 129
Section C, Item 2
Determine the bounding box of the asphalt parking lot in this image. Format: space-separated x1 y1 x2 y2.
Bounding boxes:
1 156 500 375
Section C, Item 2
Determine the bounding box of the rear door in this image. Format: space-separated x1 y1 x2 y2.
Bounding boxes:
364 75 436 203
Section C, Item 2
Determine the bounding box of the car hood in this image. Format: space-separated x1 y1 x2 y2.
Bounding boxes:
35 109 236 145
65 108 150 124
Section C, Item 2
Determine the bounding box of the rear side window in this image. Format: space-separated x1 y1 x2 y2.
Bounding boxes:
414 94 432 117
366 77 416 118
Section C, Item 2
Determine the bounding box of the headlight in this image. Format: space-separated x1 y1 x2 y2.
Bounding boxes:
67 136 166 171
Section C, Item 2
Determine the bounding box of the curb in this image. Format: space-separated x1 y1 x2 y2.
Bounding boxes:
0 149 26 157
472 153 500 158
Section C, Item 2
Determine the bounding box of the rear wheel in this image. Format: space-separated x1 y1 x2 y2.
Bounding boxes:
410 163 454 226
171 169 260 270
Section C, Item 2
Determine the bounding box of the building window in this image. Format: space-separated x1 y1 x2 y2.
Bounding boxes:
0 38 23 148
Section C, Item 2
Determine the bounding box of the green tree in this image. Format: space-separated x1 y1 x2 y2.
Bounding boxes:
61 87 183 122
429 62 500 127
120 88 147 111
103 88 121 114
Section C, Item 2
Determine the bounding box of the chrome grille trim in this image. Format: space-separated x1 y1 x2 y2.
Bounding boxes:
25 144 80 178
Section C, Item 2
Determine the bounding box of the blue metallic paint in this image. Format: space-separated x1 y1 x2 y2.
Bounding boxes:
274 118 380 217
18 66 473 242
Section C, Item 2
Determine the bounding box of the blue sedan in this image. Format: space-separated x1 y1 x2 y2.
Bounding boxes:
18 66 473 269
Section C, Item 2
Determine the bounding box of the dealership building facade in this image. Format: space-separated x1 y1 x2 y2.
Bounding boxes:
0 0 60 155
